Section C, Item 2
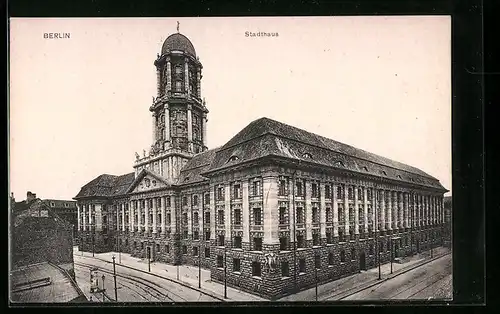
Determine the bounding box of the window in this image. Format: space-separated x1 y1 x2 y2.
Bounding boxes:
326 208 331 222
302 152 312 159
296 180 304 197
194 231 199 240
351 248 356 261
233 258 241 272
183 197 188 206
325 185 331 198
183 230 188 239
280 237 288 251
387 239 391 252
193 195 199 206
278 177 288 196
193 246 199 256
279 207 287 225
175 80 182 91
348 187 354 200
205 247 210 258
379 241 384 253
217 187 224 201
156 244 160 252
315 254 321 269
253 208 262 225
328 253 334 265
205 231 210 241
166 213 171 224
234 208 242 225
183 213 188 224
217 255 223 268
312 183 318 198
233 184 241 199
227 155 239 163
297 235 305 248
340 250 346 263
233 236 242 248
252 180 262 196
337 185 344 199
296 207 304 224
369 244 374 255
312 207 319 223
204 212 210 224
326 231 332 244
165 245 170 253
192 212 199 224
281 261 289 277
253 237 263 251
299 259 306 273
313 233 320 246
204 194 210 205
141 242 144 249
358 187 363 201
252 262 261 277
218 210 224 224
218 235 225 246
182 245 187 254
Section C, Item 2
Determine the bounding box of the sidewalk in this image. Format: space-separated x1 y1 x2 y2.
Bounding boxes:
73 247 265 302
277 246 451 301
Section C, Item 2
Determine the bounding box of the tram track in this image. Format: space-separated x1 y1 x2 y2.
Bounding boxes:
75 261 184 302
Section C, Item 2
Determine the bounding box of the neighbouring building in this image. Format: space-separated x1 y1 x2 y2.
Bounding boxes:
74 29 448 299
443 195 452 248
43 199 78 244
10 192 86 302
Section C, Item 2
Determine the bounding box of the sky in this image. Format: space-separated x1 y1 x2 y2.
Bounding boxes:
9 16 451 200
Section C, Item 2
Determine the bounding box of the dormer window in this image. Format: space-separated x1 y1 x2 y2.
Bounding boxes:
397 175 402 179
302 153 312 159
184 177 190 181
227 155 239 163
381 171 387 176
334 161 344 167
362 166 369 172
50 202 55 207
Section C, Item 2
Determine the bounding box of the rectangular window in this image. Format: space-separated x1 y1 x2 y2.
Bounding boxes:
313 233 320 246
252 180 261 196
351 248 356 261
233 184 241 199
338 229 344 242
325 184 331 198
252 261 261 277
312 183 318 198
193 231 199 240
326 208 331 222
204 194 210 205
299 258 306 273
218 234 225 247
312 207 319 223
358 187 363 201
253 208 262 225
296 207 304 224
233 236 242 248
182 245 187 254
217 187 224 201
281 261 289 277
217 255 223 268
340 250 346 262
348 187 354 200
193 246 199 256
156 244 160 252
315 254 321 269
166 196 171 207
326 231 332 244
278 178 288 196
205 212 210 224
166 213 171 224
193 195 199 206
183 197 188 206
253 237 263 251
165 245 170 253
297 235 305 248
296 181 303 197
234 208 242 225
279 207 287 225
280 237 288 251
218 210 224 224
205 247 210 258
183 230 188 239
337 185 344 199
205 231 210 241
328 253 334 265
233 258 241 272
183 213 188 224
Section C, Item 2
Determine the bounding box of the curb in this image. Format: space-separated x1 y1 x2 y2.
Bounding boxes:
76 254 226 302
332 252 451 300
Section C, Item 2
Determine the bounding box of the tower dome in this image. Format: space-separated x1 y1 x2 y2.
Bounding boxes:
161 33 196 57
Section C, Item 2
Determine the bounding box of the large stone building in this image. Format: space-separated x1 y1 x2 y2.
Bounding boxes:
75 30 448 299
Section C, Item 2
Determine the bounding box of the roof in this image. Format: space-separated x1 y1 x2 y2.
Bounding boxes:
10 262 86 303
125 168 172 193
177 148 219 185
161 33 196 57
42 199 77 209
74 172 135 199
204 117 447 191
11 199 72 228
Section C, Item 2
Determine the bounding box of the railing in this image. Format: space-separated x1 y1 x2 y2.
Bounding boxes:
296 223 305 229
312 222 320 228
250 225 263 231
233 224 243 230
279 224 289 230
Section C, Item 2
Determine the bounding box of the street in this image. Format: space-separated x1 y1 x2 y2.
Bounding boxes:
341 253 452 300
74 254 222 302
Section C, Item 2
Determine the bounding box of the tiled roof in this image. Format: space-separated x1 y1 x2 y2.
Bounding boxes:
205 117 447 191
10 262 86 303
177 148 219 185
74 172 135 199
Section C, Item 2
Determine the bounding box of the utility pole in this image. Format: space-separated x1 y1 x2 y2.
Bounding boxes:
101 274 106 301
112 255 118 302
390 238 393 274
148 246 151 272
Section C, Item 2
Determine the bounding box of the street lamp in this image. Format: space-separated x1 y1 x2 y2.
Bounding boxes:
101 274 106 301
224 242 227 299
112 255 118 302
390 237 393 274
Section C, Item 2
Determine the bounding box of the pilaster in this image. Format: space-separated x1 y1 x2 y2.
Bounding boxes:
263 175 279 244
319 182 326 238
152 197 158 234
354 187 359 234
332 184 339 237
242 181 250 243
305 180 313 240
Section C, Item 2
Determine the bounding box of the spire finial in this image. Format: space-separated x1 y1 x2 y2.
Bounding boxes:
177 21 180 33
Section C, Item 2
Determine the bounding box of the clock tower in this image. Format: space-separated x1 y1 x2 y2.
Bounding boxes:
133 27 209 182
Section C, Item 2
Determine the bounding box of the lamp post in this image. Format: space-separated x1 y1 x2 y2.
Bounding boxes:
292 168 298 292
199 201 204 289
374 185 381 280
101 274 106 301
314 249 318 301
112 255 118 302
148 245 151 272
224 243 227 299
390 237 393 274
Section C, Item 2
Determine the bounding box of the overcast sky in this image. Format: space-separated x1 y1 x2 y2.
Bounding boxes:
9 16 451 200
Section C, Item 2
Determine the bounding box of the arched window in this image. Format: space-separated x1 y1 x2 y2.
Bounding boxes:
302 153 312 159
340 250 346 263
227 155 239 163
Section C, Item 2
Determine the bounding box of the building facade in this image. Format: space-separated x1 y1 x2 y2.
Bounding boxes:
75 30 448 299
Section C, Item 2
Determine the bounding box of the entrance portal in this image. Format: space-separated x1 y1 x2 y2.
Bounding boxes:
359 252 366 270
